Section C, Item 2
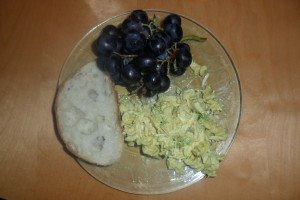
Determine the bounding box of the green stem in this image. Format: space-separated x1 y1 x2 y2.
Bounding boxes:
152 14 158 25
180 35 207 42
142 23 153 36
113 52 138 58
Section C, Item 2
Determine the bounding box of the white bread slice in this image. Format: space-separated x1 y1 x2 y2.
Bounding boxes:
55 61 123 165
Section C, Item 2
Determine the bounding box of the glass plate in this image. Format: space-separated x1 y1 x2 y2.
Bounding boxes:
57 10 242 194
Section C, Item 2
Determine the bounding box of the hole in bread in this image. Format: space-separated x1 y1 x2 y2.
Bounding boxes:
94 136 105 150
88 89 99 101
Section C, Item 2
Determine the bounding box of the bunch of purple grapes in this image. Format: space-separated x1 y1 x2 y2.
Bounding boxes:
95 10 192 97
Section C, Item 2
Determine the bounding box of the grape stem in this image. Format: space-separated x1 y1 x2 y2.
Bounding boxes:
151 14 160 28
128 83 144 95
157 59 166 63
180 35 207 42
113 52 138 58
141 14 163 37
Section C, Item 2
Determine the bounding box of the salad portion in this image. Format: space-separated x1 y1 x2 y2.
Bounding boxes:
119 62 227 177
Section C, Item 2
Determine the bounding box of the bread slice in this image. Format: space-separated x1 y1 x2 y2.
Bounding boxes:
55 61 123 165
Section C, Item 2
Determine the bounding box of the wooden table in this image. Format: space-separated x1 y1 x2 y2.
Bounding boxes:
1 0 299 199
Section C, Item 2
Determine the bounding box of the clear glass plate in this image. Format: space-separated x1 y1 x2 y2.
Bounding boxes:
57 10 242 194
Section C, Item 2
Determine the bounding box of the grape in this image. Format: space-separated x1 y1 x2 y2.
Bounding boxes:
101 25 121 38
137 54 157 72
121 17 142 34
111 72 126 86
130 10 149 24
96 56 107 71
162 14 181 28
164 23 183 43
157 74 170 92
124 30 146 54
105 54 123 75
176 48 192 68
177 42 190 52
170 60 186 76
97 34 122 55
140 26 151 38
156 31 172 48
121 62 142 84
144 71 161 91
148 34 167 56
157 62 168 75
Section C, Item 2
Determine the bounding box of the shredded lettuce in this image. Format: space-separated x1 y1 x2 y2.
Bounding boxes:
190 61 208 77
118 62 227 177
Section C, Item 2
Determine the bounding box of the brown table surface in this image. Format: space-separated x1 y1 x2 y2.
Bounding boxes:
1 0 299 199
